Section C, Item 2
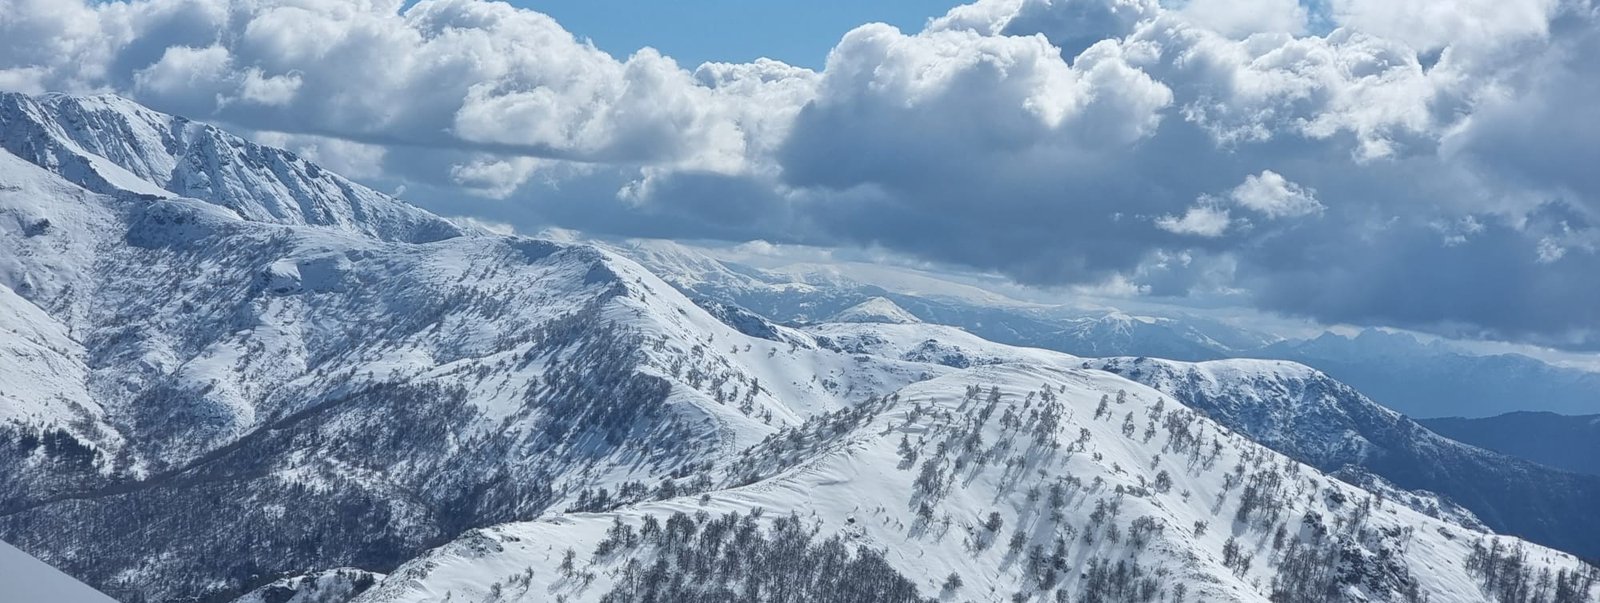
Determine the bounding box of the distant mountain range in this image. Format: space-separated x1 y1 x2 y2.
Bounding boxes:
1261 330 1600 418
604 238 1600 419
1421 412 1600 478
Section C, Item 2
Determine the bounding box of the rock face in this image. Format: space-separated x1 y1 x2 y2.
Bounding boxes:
1 93 1596 603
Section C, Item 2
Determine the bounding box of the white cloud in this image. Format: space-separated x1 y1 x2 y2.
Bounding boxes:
0 0 817 178
1228 170 1322 218
1157 170 1320 237
448 156 551 199
780 20 1172 195
0 67 47 94
238 68 301 106
249 130 388 180
1330 0 1560 54
1156 203 1232 237
932 0 1158 58
1537 237 1567 263
1133 18 1439 158
132 44 235 111
1176 0 1308 37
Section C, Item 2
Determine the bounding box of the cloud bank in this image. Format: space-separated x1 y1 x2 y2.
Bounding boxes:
2 0 1598 349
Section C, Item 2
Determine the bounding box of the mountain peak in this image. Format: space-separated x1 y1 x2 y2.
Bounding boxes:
0 91 462 244
829 296 921 324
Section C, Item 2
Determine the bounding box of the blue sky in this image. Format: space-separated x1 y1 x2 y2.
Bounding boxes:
510 0 957 67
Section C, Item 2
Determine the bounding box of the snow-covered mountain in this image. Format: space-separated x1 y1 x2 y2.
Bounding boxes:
0 91 933 601
353 363 1596 603
0 93 462 244
595 236 1276 361
1092 357 1600 561
788 317 1600 563
603 238 1600 419
1 93 1596 603
828 296 922 324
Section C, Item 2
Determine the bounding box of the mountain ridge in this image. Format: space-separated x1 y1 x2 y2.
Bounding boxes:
601 237 1600 418
1092 356 1600 561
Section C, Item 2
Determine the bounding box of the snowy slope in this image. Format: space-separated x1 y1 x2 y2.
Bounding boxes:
1092 358 1394 467
806 320 1074 369
352 363 1597 603
1093 357 1600 561
0 93 946 602
0 539 118 603
724 319 1600 564
829 296 923 324
231 568 384 603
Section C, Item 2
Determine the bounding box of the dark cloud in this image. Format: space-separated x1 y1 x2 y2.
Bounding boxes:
1243 206 1600 349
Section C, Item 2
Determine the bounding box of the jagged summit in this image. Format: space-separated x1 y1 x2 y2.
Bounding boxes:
0 91 462 243
829 296 922 324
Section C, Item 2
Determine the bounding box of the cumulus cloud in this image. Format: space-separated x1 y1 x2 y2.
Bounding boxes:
1157 204 1233 237
2 0 1599 349
0 0 815 177
1228 171 1322 219
1159 170 1322 236
1330 0 1561 53
248 130 388 180
1177 0 1309 37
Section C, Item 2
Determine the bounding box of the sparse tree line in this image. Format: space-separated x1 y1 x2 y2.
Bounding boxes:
570 509 931 602
1465 538 1599 603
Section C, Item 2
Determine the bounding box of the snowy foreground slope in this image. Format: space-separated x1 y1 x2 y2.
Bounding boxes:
0 93 1595 603
353 364 1596 603
0 539 117 603
791 317 1600 562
